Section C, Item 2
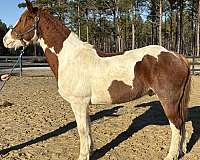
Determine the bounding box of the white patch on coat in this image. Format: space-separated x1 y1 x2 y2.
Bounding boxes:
31 29 39 42
164 121 181 160
38 38 48 50
57 32 93 102
49 47 56 53
38 38 56 54
3 29 24 49
56 32 170 104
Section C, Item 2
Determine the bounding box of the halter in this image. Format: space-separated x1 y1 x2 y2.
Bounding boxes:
12 16 40 46
0 16 40 92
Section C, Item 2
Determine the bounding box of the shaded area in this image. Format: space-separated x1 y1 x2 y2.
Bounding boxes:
187 105 200 152
1 100 199 159
91 101 167 159
0 105 123 155
92 101 200 159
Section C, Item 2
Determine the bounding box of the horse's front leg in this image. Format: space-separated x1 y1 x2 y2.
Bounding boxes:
70 97 93 160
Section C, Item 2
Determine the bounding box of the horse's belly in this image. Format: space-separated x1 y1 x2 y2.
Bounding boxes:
91 80 143 104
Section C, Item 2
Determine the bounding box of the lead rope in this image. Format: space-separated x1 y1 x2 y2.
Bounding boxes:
0 47 25 93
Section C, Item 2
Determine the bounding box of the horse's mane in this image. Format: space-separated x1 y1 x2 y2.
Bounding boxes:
39 9 70 37
38 9 71 52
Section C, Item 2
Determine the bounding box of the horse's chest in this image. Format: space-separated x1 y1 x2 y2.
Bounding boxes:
58 66 92 99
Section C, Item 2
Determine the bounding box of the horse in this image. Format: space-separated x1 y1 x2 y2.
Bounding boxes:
3 1 191 160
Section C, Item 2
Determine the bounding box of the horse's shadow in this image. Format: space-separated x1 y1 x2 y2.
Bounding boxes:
187 105 200 152
0 105 123 155
0 101 200 159
91 101 200 159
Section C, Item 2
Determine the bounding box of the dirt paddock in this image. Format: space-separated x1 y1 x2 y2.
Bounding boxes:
0 70 200 160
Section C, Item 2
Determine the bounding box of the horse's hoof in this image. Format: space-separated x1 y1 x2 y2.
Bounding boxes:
78 154 90 160
0 100 13 107
164 155 178 160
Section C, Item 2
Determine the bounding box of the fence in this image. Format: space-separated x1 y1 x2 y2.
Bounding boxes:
186 56 200 75
0 55 199 76
0 56 48 76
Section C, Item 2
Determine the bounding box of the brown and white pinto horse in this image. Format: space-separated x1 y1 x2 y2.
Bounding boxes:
3 1 191 160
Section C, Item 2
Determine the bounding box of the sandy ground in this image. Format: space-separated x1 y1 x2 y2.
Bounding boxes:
0 70 199 160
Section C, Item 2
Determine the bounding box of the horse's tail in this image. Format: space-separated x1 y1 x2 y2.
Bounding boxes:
178 55 191 126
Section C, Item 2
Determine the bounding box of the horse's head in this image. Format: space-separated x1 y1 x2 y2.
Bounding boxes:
3 0 39 49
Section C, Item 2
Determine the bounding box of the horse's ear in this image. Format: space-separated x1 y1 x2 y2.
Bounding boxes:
25 0 34 13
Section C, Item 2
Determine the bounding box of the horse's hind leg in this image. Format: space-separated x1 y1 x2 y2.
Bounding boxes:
164 119 186 160
157 96 188 160
70 97 92 160
156 86 189 159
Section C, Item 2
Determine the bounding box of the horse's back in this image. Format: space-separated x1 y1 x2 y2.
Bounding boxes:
91 45 171 104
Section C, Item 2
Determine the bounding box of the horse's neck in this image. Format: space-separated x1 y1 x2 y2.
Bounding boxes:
38 12 71 54
37 13 98 79
38 12 92 56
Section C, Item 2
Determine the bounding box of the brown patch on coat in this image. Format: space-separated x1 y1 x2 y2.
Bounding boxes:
138 52 190 129
10 7 71 81
108 80 134 104
108 52 191 129
96 50 125 57
11 8 71 54
39 11 71 53
44 48 59 80
108 55 158 104
153 52 190 129
11 10 37 41
108 79 149 104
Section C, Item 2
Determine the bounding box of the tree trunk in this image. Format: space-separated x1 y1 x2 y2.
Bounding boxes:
132 1 136 49
115 0 121 52
176 5 180 53
197 0 200 56
113 10 117 52
85 8 89 42
159 0 162 46
179 0 183 53
124 10 128 50
192 0 195 55
152 22 154 44
132 23 135 50
77 1 81 38
169 2 173 50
